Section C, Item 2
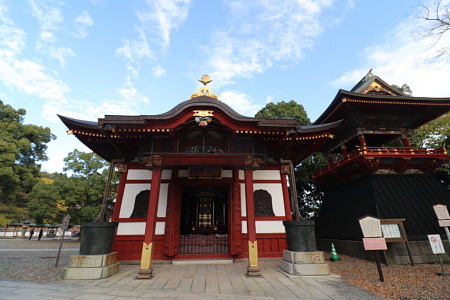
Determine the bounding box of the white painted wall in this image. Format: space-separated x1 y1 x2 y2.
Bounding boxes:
240 183 285 217
127 169 152 180
241 220 285 233
116 221 165 235
117 222 145 235
120 183 151 218
239 170 280 180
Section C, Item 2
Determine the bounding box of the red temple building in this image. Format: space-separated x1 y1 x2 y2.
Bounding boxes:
313 71 450 263
60 72 450 271
59 75 340 277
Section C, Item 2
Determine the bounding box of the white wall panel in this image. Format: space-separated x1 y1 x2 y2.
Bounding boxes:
157 184 168 217
120 183 151 218
222 170 232 178
241 220 285 234
256 221 285 233
178 170 188 178
253 170 281 180
155 222 165 235
162 170 172 180
240 183 247 216
127 169 152 180
117 222 145 235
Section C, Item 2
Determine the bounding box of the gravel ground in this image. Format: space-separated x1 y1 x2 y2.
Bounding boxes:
0 238 80 283
327 252 450 300
1 239 449 299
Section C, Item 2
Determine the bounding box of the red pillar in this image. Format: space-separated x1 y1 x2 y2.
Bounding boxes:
402 133 412 147
244 169 260 276
111 171 128 222
138 168 162 279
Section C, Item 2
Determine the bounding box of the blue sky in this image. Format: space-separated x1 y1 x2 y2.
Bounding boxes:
1 0 450 173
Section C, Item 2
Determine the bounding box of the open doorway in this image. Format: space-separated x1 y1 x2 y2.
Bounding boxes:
179 186 228 254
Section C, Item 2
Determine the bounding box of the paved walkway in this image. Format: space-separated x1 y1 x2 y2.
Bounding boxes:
0 260 385 300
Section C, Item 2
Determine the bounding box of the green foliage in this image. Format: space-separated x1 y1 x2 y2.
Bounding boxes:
0 100 56 206
410 113 450 186
27 178 62 225
0 203 27 226
59 150 117 224
295 153 328 219
255 100 311 125
255 100 325 218
391 84 412 96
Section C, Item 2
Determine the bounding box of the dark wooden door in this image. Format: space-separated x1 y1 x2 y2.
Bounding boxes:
180 186 228 234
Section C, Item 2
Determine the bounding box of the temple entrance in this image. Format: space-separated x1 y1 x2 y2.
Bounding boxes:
179 186 228 254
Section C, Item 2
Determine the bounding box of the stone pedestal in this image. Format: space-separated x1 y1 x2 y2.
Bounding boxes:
280 250 330 276
63 252 120 280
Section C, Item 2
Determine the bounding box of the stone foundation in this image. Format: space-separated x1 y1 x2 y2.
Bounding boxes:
280 250 330 276
63 252 120 280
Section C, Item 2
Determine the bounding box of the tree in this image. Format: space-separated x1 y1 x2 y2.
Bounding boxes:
255 100 323 218
420 0 450 60
391 84 413 96
255 100 311 125
28 178 63 225
295 153 328 219
0 100 55 207
59 150 118 224
410 112 450 186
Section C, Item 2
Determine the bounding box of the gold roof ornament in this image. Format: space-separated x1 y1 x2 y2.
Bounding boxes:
189 74 220 101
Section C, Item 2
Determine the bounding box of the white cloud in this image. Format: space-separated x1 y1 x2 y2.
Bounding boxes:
138 0 191 50
116 27 153 63
75 10 93 27
72 10 94 39
220 90 262 117
152 65 166 77
0 23 70 105
332 13 450 98
205 0 335 86
28 0 77 65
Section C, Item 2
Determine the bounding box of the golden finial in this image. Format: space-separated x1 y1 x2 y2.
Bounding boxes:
189 75 220 101
199 74 212 86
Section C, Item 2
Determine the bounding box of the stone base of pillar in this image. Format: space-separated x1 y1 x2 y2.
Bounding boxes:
137 268 153 279
247 265 261 276
63 252 119 280
280 250 330 276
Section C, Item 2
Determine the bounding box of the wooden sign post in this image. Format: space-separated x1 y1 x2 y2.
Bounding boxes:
358 215 386 282
55 214 71 267
433 204 450 243
380 219 414 266
428 234 449 276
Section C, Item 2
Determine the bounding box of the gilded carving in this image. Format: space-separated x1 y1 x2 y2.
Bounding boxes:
281 164 290 174
245 155 265 169
115 163 127 173
142 155 162 169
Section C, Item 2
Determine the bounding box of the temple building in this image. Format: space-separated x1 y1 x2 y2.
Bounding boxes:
60 72 450 272
313 71 450 263
59 75 341 277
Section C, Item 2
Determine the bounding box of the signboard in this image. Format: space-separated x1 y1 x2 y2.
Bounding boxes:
428 234 446 254
433 204 450 228
381 224 402 238
358 216 382 238
189 166 222 179
433 204 450 220
438 219 450 227
61 214 71 231
363 238 388 250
